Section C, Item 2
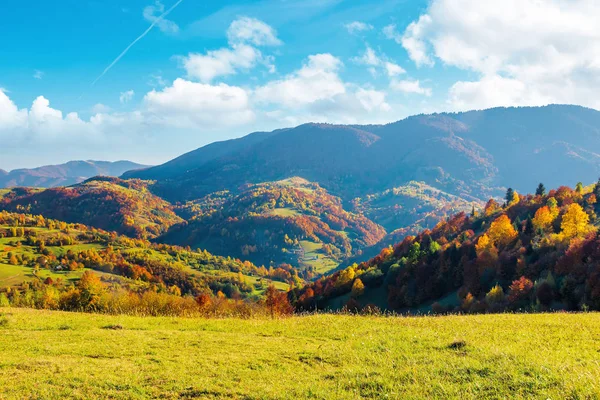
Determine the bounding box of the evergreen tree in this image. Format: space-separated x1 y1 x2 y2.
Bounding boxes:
594 177 600 198
505 188 515 205
524 217 535 235
535 183 546 197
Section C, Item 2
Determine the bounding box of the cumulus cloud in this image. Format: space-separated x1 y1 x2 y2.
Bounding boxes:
143 1 180 34
255 54 392 124
180 16 280 83
33 70 44 80
119 90 135 105
390 79 432 96
399 0 600 109
144 78 254 128
345 21 373 35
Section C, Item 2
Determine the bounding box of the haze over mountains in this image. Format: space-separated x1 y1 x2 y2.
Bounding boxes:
0 160 149 189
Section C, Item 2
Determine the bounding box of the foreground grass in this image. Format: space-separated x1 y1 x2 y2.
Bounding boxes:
0 309 599 399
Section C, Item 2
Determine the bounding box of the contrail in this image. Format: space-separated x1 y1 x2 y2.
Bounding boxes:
91 0 185 86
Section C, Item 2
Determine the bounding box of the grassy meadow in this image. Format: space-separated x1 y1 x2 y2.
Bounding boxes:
0 308 599 399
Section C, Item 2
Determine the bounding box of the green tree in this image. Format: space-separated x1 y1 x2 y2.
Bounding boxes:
535 183 546 197
505 188 515 205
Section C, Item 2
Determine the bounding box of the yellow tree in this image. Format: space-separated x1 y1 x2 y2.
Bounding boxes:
561 203 590 239
351 278 365 298
532 206 556 232
487 215 518 247
484 199 501 216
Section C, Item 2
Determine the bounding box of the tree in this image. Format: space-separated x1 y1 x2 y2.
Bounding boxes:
547 197 558 209
594 177 600 198
505 188 515 205
532 206 556 233
487 215 518 247
535 183 546 197
508 277 534 304
576 182 584 194
265 285 292 317
336 266 356 287
484 199 501 216
561 203 590 239
486 284 505 305
351 279 365 298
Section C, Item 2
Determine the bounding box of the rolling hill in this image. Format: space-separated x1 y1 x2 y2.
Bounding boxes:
0 210 290 303
292 182 600 314
0 160 149 188
158 178 386 276
0 177 182 239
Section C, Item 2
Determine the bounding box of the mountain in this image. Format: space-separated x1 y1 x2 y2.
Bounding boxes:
123 105 600 206
0 160 150 188
158 178 386 276
0 177 182 239
292 182 600 314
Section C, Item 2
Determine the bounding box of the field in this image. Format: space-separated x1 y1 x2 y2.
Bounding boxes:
1 308 599 399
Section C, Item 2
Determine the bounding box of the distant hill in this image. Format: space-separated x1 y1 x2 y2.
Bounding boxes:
158 178 386 276
0 160 150 188
292 182 600 314
123 105 600 205
0 211 291 301
0 177 182 239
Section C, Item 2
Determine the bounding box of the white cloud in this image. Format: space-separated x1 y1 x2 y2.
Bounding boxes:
144 78 254 128
33 70 44 80
143 1 180 34
255 54 346 107
390 79 432 96
0 89 28 130
181 44 262 83
385 62 405 77
400 0 600 109
255 54 392 124
119 90 135 105
179 17 279 83
227 16 282 46
345 21 373 35
352 46 406 77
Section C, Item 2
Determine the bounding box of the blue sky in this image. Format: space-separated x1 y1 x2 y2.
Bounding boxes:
1 0 599 169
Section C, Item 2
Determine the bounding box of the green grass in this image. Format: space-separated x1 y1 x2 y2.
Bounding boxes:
299 240 339 274
0 308 599 399
267 207 300 217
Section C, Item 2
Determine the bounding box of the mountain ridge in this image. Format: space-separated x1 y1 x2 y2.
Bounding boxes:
0 160 150 189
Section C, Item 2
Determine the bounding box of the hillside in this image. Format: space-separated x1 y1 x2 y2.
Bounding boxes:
123 105 600 205
1 309 599 399
292 181 600 313
158 178 386 276
0 211 290 306
0 177 182 239
0 160 149 188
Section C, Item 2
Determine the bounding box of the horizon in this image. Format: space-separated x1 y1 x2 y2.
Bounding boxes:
3 0 600 169
1 102 596 172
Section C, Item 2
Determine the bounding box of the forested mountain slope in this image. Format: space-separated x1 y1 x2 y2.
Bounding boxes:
292 182 600 314
0 177 182 239
123 105 600 204
158 178 386 276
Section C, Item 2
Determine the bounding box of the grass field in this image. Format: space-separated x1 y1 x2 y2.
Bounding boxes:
1 308 599 399
299 240 339 274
